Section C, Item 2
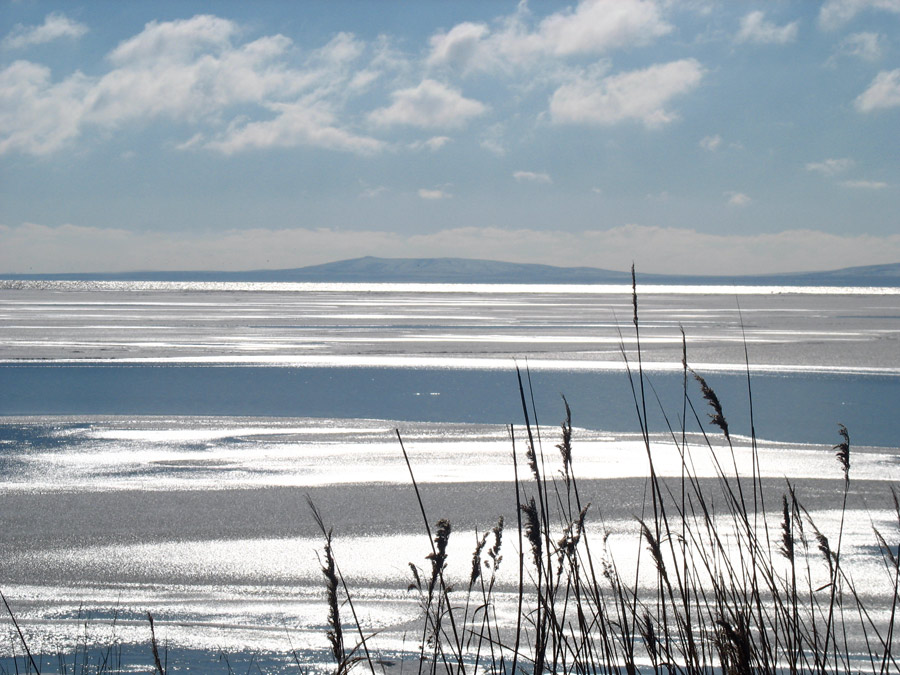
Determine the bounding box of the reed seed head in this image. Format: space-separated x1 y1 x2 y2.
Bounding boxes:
779 494 794 561
426 518 452 595
469 530 490 590
488 515 504 570
556 396 573 474
640 520 669 584
521 497 542 571
834 423 850 482
692 369 730 441
631 263 638 328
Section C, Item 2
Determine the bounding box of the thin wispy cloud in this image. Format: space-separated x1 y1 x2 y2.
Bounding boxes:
842 179 888 189
409 136 452 151
513 171 552 184
819 0 900 30
418 188 452 200
726 191 752 207
699 134 722 151
834 32 884 62
735 11 798 45
806 158 855 175
359 185 387 198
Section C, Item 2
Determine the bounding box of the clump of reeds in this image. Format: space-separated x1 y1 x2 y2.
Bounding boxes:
303 272 899 675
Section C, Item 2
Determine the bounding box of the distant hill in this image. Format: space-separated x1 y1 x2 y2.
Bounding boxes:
3 257 900 286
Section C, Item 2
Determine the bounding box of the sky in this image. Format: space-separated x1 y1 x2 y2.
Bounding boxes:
1 0 899 276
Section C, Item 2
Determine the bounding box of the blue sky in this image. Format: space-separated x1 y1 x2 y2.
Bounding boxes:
1 0 898 275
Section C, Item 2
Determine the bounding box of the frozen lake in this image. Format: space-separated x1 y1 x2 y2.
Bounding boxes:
0 281 898 671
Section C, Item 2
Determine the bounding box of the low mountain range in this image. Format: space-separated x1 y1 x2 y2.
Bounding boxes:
4 257 900 286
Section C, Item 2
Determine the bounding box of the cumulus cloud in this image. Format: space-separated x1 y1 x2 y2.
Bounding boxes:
0 60 91 155
418 188 452 199
699 134 722 151
735 11 798 45
855 69 900 112
0 15 386 156
5 222 900 276
369 79 487 129
107 14 236 66
726 191 752 207
806 158 855 175
513 171 552 184
2 12 88 49
427 22 490 70
819 0 900 30
529 0 671 57
427 0 671 72
550 59 704 127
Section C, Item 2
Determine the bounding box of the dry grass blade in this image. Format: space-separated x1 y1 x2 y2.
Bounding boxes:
1 589 42 674
147 612 165 675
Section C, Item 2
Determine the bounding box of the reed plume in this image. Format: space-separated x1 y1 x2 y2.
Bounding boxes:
691 369 730 441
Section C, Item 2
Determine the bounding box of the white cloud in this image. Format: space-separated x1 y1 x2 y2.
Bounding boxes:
841 179 888 189
0 15 388 156
174 132 205 151
88 17 307 126
726 191 752 207
699 134 722 151
836 32 884 61
2 12 88 49
427 0 671 72
531 0 672 57
806 158 855 175
418 188 453 200
427 22 490 70
735 11 798 45
550 59 704 127
819 0 900 30
312 32 365 66
5 222 900 276
107 14 236 66
369 79 487 129
205 101 384 155
480 124 506 156
409 136 451 151
855 69 900 112
0 60 90 155
513 171 552 184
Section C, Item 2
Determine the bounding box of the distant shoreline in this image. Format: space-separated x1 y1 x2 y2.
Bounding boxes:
2 256 899 287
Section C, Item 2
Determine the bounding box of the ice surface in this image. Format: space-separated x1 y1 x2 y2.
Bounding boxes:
1 282 898 666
